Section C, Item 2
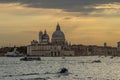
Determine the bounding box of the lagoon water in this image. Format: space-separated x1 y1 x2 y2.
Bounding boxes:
0 56 120 80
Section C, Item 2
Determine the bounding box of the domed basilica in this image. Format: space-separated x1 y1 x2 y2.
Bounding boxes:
52 23 65 45
38 23 66 45
27 23 75 56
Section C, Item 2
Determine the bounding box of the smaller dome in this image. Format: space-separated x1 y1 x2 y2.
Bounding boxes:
42 34 49 39
42 30 49 40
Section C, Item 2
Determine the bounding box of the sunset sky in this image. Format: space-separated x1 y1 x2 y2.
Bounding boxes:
0 0 120 47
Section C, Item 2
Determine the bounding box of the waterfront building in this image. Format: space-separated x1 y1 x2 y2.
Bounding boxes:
27 23 74 56
71 44 117 56
27 23 119 56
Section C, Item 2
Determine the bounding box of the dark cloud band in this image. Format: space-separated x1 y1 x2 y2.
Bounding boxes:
0 0 120 16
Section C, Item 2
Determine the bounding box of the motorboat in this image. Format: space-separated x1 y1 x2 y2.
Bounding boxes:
92 60 101 63
20 56 41 61
58 68 69 75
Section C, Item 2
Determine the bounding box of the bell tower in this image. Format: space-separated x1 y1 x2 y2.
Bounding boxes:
39 31 43 43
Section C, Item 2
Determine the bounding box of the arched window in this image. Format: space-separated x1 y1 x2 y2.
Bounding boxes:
51 52 53 56
54 52 57 56
58 51 60 56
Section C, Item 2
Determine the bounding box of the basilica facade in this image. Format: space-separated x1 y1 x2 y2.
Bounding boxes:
27 23 74 56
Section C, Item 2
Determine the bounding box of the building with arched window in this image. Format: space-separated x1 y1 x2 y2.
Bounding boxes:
27 23 75 56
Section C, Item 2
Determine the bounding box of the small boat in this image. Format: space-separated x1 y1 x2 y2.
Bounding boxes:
59 68 68 73
92 60 101 63
58 68 69 75
20 56 41 61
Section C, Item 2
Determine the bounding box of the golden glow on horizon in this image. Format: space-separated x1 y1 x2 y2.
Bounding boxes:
0 3 120 47
95 3 120 9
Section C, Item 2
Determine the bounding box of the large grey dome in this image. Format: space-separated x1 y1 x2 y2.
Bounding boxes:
52 24 65 39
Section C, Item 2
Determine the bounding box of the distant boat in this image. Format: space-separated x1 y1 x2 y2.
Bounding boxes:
92 60 101 63
59 68 68 73
20 56 41 61
5 48 24 57
58 68 69 76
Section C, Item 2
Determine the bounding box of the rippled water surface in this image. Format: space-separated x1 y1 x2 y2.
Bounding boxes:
0 56 120 80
